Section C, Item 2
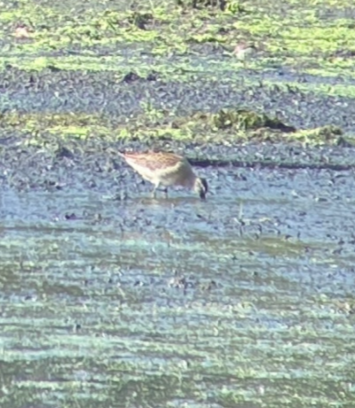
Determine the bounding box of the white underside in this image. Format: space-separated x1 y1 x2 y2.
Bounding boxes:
127 160 195 188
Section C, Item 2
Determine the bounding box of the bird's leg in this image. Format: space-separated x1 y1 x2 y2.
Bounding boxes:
151 182 168 198
151 182 159 198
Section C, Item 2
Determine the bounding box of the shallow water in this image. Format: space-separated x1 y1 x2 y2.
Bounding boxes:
1 166 355 407
2 0 355 402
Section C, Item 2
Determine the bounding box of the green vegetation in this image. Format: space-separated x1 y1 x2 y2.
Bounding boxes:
0 0 354 144
1 2 355 407
0 108 346 147
0 0 354 79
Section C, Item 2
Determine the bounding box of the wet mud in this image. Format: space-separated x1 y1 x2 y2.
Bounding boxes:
1 161 355 407
1 65 355 133
1 3 355 407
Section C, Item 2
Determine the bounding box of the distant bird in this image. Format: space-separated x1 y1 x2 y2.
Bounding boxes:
118 151 208 199
233 41 257 64
13 24 31 39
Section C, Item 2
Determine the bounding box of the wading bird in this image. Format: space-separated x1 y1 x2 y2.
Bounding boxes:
118 151 208 199
233 41 257 65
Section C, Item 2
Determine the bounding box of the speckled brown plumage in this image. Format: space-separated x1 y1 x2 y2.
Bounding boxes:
119 151 208 199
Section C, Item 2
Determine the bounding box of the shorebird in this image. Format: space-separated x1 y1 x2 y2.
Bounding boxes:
118 151 208 199
233 41 257 65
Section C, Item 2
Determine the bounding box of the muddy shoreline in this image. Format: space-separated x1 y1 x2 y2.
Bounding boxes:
0 65 355 193
2 0 355 406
